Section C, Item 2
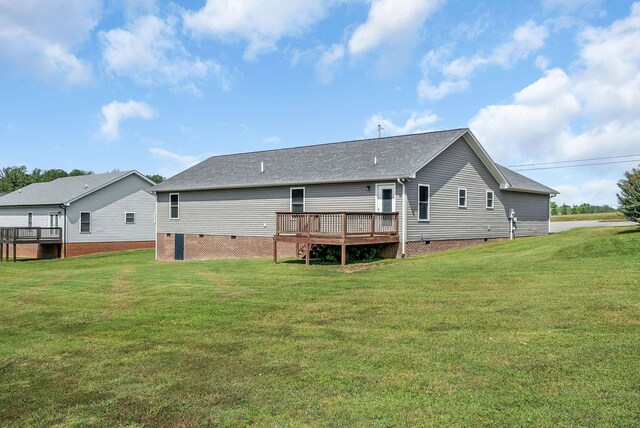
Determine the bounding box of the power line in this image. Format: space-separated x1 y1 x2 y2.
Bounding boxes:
506 153 640 168
512 158 640 171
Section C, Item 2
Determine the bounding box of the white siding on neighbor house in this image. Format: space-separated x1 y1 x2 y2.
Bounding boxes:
404 138 549 241
66 175 156 243
0 206 61 228
156 181 394 236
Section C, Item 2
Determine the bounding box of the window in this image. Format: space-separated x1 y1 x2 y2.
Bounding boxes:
458 187 467 208
125 212 135 224
80 212 91 233
290 188 305 212
418 184 430 221
170 193 179 219
49 212 59 228
486 190 494 209
27 212 33 227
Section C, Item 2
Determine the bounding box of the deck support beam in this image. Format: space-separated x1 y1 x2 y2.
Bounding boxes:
341 243 346 266
273 238 277 264
305 242 310 265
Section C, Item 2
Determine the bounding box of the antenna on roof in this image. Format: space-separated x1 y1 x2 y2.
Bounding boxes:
378 124 384 139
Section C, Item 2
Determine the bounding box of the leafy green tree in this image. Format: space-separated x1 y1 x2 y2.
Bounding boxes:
617 165 640 223
0 166 30 191
560 204 570 215
69 169 93 176
41 169 68 182
146 174 165 184
550 201 558 215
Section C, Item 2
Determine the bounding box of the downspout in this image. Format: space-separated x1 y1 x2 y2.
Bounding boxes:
154 192 158 261
59 204 68 258
397 178 407 258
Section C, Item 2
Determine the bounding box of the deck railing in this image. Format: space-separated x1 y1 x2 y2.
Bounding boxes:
275 212 398 238
0 227 63 243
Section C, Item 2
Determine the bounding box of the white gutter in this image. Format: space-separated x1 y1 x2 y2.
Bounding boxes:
397 178 407 258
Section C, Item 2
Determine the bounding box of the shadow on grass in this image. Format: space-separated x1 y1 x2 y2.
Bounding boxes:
279 257 386 267
615 227 640 235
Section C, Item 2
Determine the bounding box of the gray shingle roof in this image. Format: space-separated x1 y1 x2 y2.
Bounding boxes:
0 171 150 207
497 165 558 195
152 128 556 195
153 129 469 191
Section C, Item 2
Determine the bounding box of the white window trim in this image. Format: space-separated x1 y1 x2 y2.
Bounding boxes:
27 212 33 227
290 187 306 212
418 184 430 221
169 193 179 219
125 212 136 224
486 190 495 209
375 183 397 212
48 211 60 228
80 211 92 234
458 187 468 208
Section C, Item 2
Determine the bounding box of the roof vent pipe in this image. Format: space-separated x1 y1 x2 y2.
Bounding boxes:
374 156 377 166
260 161 265 173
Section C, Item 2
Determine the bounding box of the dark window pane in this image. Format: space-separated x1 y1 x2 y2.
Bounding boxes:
126 213 135 223
419 186 428 202
419 202 428 220
170 206 179 218
80 213 91 233
291 189 304 212
170 194 179 205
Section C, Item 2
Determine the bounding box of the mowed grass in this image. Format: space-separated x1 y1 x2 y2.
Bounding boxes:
551 211 626 222
1 228 639 426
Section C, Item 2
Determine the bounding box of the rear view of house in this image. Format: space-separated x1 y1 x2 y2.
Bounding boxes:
152 128 557 263
0 171 156 260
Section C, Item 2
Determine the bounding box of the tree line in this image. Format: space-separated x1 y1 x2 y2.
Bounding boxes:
0 166 164 192
550 202 618 216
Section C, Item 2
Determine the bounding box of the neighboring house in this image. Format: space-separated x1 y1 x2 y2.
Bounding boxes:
0 171 156 259
152 128 557 262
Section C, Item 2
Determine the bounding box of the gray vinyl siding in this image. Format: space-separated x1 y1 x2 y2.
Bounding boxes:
501 191 550 236
157 181 387 236
405 138 549 241
0 206 61 228
66 175 155 243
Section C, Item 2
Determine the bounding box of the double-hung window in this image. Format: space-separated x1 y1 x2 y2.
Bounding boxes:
80 212 91 233
27 212 33 227
418 184 430 221
458 187 467 208
170 193 179 219
486 190 494 209
290 188 305 212
125 212 135 224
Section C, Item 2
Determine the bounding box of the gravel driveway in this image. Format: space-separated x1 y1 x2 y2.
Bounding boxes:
550 220 637 233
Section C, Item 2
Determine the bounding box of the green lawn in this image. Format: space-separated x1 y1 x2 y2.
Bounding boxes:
551 211 626 222
1 228 639 426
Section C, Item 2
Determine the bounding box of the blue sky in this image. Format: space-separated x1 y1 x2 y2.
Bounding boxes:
1 0 639 206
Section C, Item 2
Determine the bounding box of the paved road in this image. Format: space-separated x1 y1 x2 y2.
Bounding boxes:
550 220 637 233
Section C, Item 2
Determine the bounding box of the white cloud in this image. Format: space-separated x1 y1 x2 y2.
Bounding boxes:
149 147 202 177
469 3 640 205
364 111 439 137
100 15 230 92
553 179 618 206
100 100 157 140
183 0 333 60
418 20 548 100
0 0 100 85
315 44 345 85
348 0 442 55
263 136 282 145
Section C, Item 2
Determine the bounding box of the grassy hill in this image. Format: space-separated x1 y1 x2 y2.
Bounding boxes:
1 227 639 426
551 211 626 222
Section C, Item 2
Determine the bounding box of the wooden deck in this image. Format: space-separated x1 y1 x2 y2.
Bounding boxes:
273 212 399 265
0 227 63 262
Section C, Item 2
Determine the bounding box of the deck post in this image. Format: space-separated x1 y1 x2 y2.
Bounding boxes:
273 238 277 264
370 214 375 237
13 243 16 263
341 243 346 266
305 241 310 265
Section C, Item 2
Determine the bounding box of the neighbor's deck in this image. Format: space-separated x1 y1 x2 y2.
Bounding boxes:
0 227 63 262
273 212 399 265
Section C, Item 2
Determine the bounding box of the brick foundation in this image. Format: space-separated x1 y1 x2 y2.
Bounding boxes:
402 237 506 257
5 243 61 259
157 233 297 261
156 233 506 262
64 241 154 258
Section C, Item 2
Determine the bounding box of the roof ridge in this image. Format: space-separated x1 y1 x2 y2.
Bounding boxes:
197 128 469 161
